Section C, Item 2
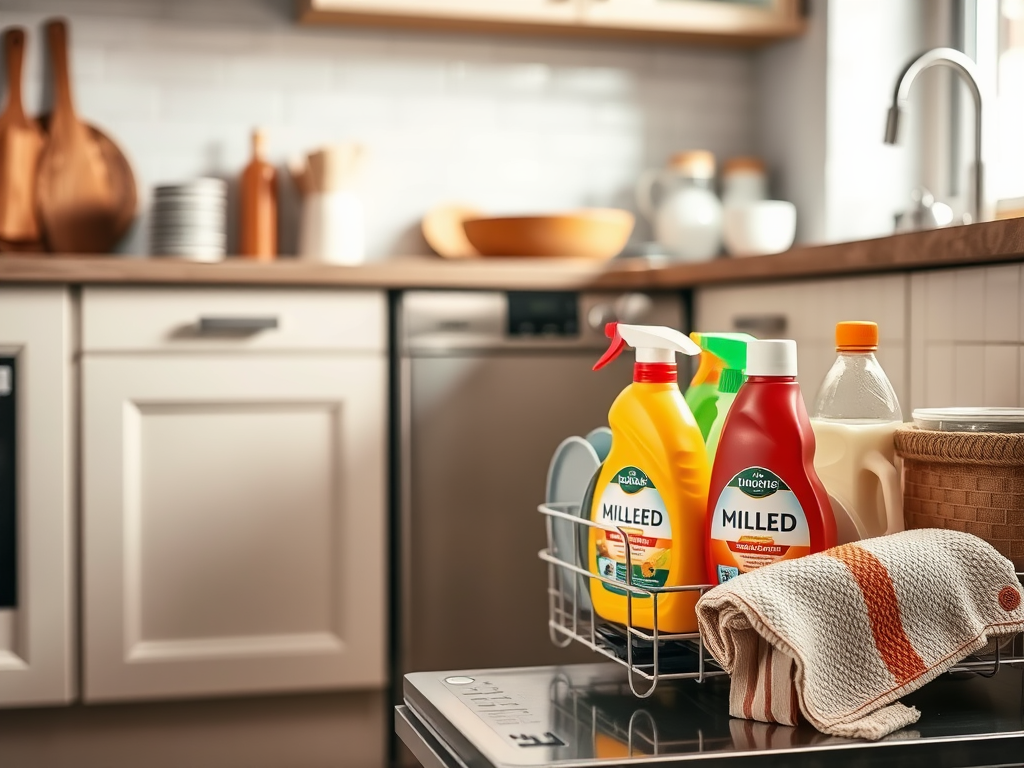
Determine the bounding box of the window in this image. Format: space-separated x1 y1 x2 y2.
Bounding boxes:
971 0 1024 208
994 0 1024 202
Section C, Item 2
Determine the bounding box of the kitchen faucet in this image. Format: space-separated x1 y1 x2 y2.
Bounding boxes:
884 47 985 224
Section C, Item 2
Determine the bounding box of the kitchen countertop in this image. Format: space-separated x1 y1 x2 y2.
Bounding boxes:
1 218 1022 291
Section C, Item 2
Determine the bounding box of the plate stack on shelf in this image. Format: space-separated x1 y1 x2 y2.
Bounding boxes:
150 178 227 262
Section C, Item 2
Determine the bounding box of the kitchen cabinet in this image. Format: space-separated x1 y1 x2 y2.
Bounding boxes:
297 0 805 44
0 287 75 707
581 0 804 40
694 274 909 411
909 263 1023 410
299 0 582 27
81 287 388 702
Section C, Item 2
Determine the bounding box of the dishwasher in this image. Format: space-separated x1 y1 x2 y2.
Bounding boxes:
393 290 685 758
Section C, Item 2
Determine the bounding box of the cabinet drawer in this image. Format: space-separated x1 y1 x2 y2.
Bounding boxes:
82 287 386 353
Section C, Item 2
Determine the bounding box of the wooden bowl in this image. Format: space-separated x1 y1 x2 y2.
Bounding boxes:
421 204 482 259
462 209 634 259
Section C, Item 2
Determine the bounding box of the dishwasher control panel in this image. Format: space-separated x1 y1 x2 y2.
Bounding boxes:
507 292 578 337
400 290 684 353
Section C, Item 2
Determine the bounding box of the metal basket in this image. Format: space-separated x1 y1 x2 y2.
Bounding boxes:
539 501 1024 698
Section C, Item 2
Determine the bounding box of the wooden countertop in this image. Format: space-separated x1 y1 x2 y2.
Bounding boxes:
2 218 1022 291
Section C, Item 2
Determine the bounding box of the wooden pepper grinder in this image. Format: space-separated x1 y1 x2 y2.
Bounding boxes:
239 129 277 260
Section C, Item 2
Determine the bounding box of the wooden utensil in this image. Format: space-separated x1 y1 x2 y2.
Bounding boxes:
35 18 136 254
0 27 45 250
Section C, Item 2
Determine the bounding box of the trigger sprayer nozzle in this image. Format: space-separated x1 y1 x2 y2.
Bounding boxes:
593 322 701 371
593 322 626 371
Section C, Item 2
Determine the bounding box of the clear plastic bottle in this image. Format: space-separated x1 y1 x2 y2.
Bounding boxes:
813 321 902 421
810 322 903 543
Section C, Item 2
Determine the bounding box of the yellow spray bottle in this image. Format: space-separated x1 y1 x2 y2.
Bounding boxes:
588 322 710 633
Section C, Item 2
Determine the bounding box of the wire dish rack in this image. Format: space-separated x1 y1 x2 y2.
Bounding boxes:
538 501 1024 698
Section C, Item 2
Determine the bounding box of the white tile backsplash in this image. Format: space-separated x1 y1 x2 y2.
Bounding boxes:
1020 352 1024 406
982 345 1020 406
954 344 986 405
924 269 956 341
984 264 1021 343
954 268 987 342
1020 263 1024 342
923 342 955 407
2 0 757 258
908 265 1024 412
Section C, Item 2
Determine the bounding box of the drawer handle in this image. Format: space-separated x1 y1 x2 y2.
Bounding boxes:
732 314 787 336
197 315 279 333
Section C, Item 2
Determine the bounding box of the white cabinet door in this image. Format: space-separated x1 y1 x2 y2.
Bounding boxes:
82 354 387 702
694 274 909 411
0 287 74 707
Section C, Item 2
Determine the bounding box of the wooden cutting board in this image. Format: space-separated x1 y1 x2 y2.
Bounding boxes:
0 27 45 250
35 19 136 254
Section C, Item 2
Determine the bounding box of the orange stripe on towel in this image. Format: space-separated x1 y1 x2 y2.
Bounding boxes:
825 544 927 685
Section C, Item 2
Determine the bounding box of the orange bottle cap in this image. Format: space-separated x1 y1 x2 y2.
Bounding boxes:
836 321 878 350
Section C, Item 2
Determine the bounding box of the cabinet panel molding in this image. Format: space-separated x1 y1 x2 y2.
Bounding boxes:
83 354 387 702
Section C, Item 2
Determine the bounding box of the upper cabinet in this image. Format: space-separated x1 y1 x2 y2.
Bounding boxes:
581 0 804 41
297 0 806 45
300 0 583 26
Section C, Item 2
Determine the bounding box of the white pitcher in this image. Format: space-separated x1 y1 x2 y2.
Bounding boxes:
635 150 722 261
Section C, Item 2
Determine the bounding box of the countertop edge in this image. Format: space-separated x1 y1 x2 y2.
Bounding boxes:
1 218 1022 290
646 217 1024 287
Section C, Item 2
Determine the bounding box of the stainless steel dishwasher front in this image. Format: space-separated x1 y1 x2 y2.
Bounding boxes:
395 289 685 677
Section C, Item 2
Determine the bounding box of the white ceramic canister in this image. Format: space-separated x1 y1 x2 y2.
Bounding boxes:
298 190 366 266
635 150 722 262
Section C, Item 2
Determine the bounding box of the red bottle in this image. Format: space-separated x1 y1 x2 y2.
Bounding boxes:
705 339 835 585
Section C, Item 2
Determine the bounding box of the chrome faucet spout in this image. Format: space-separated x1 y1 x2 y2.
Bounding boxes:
884 47 985 222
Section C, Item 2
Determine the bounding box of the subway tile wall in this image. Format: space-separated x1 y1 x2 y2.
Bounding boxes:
909 264 1024 411
1 0 757 259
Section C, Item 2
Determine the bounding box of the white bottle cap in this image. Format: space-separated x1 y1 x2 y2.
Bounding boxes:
746 339 798 377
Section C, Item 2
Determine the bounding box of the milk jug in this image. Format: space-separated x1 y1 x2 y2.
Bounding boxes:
810 321 903 543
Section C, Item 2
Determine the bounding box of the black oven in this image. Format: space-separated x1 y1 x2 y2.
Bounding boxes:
0 356 15 608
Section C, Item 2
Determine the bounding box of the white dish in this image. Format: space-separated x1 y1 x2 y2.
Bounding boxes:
723 200 796 258
546 435 601 612
912 407 1024 433
152 249 225 263
546 436 600 515
154 178 227 195
584 426 612 463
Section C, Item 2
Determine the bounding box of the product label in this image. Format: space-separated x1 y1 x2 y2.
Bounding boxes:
709 466 809 584
593 466 671 597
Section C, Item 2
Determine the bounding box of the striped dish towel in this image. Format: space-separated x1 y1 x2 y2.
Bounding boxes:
696 529 1024 740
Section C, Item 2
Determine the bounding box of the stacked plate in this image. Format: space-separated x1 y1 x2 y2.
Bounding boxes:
150 178 227 262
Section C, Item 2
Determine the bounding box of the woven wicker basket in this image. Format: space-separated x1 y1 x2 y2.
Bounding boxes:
894 427 1024 569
